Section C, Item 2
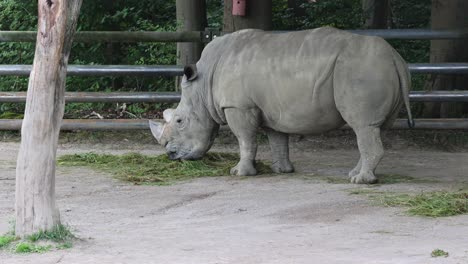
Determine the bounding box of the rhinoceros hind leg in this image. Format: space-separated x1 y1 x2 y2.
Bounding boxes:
348 158 361 178
350 126 383 184
225 108 260 176
266 129 294 173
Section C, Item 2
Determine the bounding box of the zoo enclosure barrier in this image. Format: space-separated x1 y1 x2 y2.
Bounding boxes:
0 28 468 130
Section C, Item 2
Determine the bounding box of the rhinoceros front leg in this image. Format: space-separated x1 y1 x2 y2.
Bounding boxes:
225 108 260 176
350 126 383 184
266 129 294 173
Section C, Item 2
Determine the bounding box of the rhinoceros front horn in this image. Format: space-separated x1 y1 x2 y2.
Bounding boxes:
149 120 165 144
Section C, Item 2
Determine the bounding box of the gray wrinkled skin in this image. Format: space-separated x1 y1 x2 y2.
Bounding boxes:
150 27 413 184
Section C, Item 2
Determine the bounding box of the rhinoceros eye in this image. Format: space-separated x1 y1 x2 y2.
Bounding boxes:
176 118 182 124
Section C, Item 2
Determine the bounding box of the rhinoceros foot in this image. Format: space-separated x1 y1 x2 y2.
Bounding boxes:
271 160 295 174
348 166 360 178
230 161 257 176
350 172 378 184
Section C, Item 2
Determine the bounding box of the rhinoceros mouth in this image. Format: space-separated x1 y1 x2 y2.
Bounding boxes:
167 148 203 161
179 152 204 161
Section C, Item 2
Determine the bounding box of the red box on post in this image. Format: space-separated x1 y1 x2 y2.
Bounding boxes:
232 0 246 16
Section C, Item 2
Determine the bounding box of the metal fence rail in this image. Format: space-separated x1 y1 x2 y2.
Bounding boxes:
1 29 468 43
1 63 468 76
408 63 468 74
0 31 201 43
0 119 467 131
0 65 184 77
0 28 467 131
0 92 182 103
1 91 468 103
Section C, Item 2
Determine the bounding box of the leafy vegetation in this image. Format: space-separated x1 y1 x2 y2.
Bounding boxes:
0 224 75 254
14 242 52 254
58 152 272 185
27 225 75 244
431 249 449 258
0 235 16 248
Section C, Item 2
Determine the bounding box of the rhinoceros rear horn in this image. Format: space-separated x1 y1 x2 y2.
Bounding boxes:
184 64 198 81
149 120 165 144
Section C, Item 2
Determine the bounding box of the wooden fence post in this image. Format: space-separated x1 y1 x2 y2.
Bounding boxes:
15 0 82 237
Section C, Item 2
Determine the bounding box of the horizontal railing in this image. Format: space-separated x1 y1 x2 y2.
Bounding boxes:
0 119 467 131
1 63 468 76
1 29 468 43
0 91 467 103
0 92 182 103
0 31 201 43
0 65 184 77
0 28 467 131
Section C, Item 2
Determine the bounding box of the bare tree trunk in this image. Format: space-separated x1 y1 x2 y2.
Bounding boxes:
362 0 390 29
423 0 468 118
223 0 272 31
15 0 82 238
176 0 207 90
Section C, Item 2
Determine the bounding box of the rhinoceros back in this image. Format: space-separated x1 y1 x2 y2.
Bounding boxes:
199 27 404 134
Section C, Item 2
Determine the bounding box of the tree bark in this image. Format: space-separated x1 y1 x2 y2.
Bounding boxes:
223 0 272 31
423 0 468 118
15 0 82 237
362 0 390 29
176 0 207 90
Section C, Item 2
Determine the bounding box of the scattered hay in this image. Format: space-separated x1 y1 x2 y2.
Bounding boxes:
376 174 438 184
58 152 272 185
378 191 467 217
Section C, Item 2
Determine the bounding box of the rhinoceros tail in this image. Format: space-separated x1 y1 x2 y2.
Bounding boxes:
393 50 415 129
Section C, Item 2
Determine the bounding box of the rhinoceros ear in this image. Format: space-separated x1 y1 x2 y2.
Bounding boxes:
184 64 198 81
163 109 174 123
149 120 164 144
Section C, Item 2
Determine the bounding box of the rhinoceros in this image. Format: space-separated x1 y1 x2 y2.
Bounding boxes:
149 27 413 184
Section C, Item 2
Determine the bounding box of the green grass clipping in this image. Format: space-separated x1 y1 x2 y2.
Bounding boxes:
380 191 468 217
58 152 272 185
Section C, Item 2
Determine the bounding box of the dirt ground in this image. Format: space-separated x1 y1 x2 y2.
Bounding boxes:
0 131 467 264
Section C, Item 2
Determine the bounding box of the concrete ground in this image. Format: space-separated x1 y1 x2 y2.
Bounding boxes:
0 131 467 264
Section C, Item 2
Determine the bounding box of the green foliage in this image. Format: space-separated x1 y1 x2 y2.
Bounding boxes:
56 241 73 250
0 224 75 254
0 0 178 119
58 152 272 185
431 249 449 258
14 242 52 254
27 225 75 243
0 235 16 248
274 0 363 30
206 0 224 28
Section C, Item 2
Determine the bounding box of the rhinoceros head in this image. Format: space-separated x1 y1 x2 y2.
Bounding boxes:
149 65 219 160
